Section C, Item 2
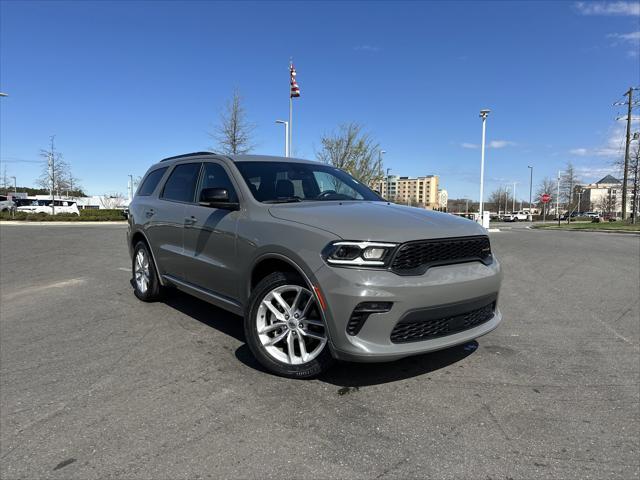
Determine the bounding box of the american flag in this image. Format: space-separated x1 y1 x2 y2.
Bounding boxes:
290 63 300 98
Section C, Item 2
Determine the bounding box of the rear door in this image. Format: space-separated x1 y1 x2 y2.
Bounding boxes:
182 161 241 302
146 162 202 280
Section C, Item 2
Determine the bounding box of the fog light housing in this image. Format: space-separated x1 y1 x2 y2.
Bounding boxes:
346 302 393 336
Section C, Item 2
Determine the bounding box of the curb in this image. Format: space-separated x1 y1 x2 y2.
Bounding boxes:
531 226 640 235
0 221 127 226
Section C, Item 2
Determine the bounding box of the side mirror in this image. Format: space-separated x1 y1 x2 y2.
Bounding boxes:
199 188 239 210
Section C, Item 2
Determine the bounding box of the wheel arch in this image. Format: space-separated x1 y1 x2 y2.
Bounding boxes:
130 230 166 286
247 253 328 325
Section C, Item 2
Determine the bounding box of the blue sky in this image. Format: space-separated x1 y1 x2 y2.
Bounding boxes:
1 0 639 199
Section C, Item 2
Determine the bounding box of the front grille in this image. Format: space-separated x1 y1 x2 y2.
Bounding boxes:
390 236 491 275
390 298 496 344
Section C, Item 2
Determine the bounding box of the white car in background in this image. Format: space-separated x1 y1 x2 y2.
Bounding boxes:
0 195 16 212
503 211 529 222
15 199 80 215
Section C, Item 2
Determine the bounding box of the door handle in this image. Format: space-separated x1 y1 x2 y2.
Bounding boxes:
184 216 197 226
145 209 154 218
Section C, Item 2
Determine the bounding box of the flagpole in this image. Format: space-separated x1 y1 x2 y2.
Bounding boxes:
288 94 293 157
288 59 293 157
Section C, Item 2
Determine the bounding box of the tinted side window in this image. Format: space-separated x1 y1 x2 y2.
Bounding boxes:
161 163 201 203
138 167 168 196
199 163 238 202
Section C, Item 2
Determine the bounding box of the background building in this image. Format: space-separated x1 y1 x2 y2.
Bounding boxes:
438 189 448 211
375 175 440 209
575 175 634 217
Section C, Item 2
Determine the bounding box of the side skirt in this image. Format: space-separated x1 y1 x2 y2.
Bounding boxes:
162 274 244 317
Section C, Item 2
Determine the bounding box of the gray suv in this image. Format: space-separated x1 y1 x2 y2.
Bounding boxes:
127 153 503 378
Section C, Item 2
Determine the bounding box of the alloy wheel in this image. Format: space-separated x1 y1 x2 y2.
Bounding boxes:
256 284 327 365
134 249 150 294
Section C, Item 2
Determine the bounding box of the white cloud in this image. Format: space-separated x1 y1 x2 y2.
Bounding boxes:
488 140 517 149
461 139 516 150
607 31 640 56
575 166 621 180
575 1 640 16
608 31 640 42
569 125 638 158
353 45 380 53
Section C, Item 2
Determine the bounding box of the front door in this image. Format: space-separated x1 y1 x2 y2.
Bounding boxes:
182 161 241 302
148 162 202 280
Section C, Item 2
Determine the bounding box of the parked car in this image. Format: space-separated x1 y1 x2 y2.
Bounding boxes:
503 211 528 222
584 212 599 218
0 195 16 213
15 198 80 215
127 153 503 378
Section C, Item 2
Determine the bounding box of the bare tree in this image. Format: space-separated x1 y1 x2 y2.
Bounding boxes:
560 161 580 209
614 142 640 222
36 138 83 197
598 191 616 217
100 193 127 209
536 177 556 217
316 123 384 187
487 186 513 214
211 90 256 155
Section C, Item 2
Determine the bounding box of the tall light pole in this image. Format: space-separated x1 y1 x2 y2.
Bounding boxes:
512 181 517 213
386 168 392 201
528 165 533 218
378 150 386 193
503 185 510 217
10 176 16 193
275 120 289 157
128 174 134 202
556 170 561 226
478 109 490 225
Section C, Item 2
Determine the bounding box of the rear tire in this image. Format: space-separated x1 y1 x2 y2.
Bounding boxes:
244 272 334 379
132 241 163 302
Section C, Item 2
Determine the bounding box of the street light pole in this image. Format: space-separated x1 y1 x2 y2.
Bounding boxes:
556 170 561 226
504 185 510 217
528 165 533 219
378 150 386 193
478 109 490 225
512 181 517 213
10 176 16 193
275 120 289 157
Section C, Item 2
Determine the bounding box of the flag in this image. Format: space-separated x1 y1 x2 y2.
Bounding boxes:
290 63 300 98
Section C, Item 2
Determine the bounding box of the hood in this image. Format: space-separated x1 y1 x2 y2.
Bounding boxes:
268 201 487 243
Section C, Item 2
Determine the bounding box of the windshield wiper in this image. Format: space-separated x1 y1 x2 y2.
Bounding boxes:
263 197 303 204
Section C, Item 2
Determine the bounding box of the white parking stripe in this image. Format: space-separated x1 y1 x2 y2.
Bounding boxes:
2 278 86 301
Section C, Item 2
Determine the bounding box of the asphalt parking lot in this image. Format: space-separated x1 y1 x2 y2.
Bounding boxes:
1 223 638 479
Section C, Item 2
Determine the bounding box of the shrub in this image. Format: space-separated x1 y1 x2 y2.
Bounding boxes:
0 209 126 222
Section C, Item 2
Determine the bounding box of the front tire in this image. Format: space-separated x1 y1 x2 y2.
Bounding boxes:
244 272 333 379
132 241 163 302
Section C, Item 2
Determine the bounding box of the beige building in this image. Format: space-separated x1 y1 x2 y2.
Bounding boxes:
374 175 440 209
576 175 634 216
438 189 448 211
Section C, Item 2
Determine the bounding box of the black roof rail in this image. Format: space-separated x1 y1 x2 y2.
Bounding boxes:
160 151 216 162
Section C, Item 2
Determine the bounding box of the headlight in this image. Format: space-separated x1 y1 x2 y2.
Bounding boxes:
322 241 398 267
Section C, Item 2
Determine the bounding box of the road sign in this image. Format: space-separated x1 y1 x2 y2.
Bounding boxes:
541 193 551 203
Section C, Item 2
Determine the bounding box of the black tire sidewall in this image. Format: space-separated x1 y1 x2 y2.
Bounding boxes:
244 272 333 379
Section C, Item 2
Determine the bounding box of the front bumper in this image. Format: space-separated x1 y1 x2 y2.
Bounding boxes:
314 258 503 362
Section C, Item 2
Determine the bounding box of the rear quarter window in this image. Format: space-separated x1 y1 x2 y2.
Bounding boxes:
137 167 168 196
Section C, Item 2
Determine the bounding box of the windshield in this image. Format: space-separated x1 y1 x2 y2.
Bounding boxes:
235 161 382 203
